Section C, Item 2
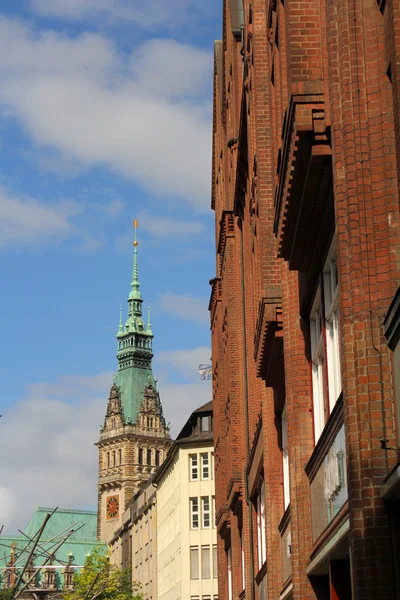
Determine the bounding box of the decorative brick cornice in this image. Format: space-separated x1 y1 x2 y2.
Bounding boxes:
254 286 283 380
209 277 221 328
217 210 235 259
226 477 243 511
273 86 332 270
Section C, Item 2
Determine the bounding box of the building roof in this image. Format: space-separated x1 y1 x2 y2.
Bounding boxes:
0 507 105 573
154 402 213 485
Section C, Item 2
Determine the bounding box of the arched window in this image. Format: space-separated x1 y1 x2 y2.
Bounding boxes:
138 448 143 465
112 450 116 466
119 449 122 465
156 450 160 467
107 452 110 468
147 449 152 465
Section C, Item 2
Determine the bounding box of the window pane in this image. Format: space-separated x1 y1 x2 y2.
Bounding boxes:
202 496 210 528
190 547 199 579
190 497 199 529
201 453 209 479
190 454 198 481
201 416 209 431
201 546 211 579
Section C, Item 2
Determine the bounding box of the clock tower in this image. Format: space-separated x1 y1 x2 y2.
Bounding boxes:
96 224 172 542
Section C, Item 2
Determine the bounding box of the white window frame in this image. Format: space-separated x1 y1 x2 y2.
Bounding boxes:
310 290 326 442
201 452 210 479
190 454 199 481
240 528 245 591
282 407 290 510
227 547 233 600
202 496 211 528
211 452 215 479
212 496 216 527
190 497 199 529
323 243 342 412
256 480 267 570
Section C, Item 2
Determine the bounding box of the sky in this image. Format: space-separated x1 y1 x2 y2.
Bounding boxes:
0 0 220 533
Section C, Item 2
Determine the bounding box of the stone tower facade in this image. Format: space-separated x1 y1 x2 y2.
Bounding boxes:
96 233 172 542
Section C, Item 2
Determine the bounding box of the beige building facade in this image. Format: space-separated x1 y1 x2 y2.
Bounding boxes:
109 477 158 600
154 402 218 600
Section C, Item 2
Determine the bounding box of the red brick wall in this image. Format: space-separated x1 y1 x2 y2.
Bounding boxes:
211 0 400 599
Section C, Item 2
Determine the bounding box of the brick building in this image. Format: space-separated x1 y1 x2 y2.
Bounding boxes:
210 1 400 599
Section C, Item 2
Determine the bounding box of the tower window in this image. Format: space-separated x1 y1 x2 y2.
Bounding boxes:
138 449 143 465
156 450 160 467
119 449 122 465
113 450 116 466
107 452 110 468
147 449 152 465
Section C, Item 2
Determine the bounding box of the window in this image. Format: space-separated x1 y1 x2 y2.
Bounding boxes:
147 449 152 465
201 453 209 479
212 496 216 527
240 528 245 590
323 247 341 411
200 416 209 431
213 545 218 579
112 450 116 466
138 448 143 465
211 452 215 479
107 452 110 468
202 496 210 528
227 547 233 600
282 408 290 510
156 450 160 467
256 479 267 569
310 239 342 442
201 546 211 579
190 454 198 480
310 291 325 441
118 449 122 465
190 497 199 529
190 547 199 580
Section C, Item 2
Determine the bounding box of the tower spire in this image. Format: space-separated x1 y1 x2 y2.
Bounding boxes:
131 219 140 296
147 302 153 335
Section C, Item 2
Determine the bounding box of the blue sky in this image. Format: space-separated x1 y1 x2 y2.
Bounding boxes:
0 0 219 532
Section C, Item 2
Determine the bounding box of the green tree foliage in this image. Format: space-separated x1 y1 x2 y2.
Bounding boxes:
63 549 142 600
0 590 13 600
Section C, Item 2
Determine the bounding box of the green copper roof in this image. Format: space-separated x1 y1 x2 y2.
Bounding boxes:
115 236 155 425
0 507 105 588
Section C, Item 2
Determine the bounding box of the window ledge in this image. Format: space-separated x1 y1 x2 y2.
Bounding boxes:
255 561 267 585
381 462 400 500
278 504 291 535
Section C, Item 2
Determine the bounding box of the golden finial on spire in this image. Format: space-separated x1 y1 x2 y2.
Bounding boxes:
133 219 139 247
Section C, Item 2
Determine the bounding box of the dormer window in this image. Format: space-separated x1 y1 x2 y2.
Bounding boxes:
200 416 210 432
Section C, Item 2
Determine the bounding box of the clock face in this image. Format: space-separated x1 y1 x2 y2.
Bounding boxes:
106 495 120 520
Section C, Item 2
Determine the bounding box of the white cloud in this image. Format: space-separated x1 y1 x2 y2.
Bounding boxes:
0 373 109 534
156 346 211 380
0 185 78 248
29 0 215 31
138 211 206 239
0 364 210 533
0 184 122 251
159 292 209 325
0 18 212 211
161 381 211 435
